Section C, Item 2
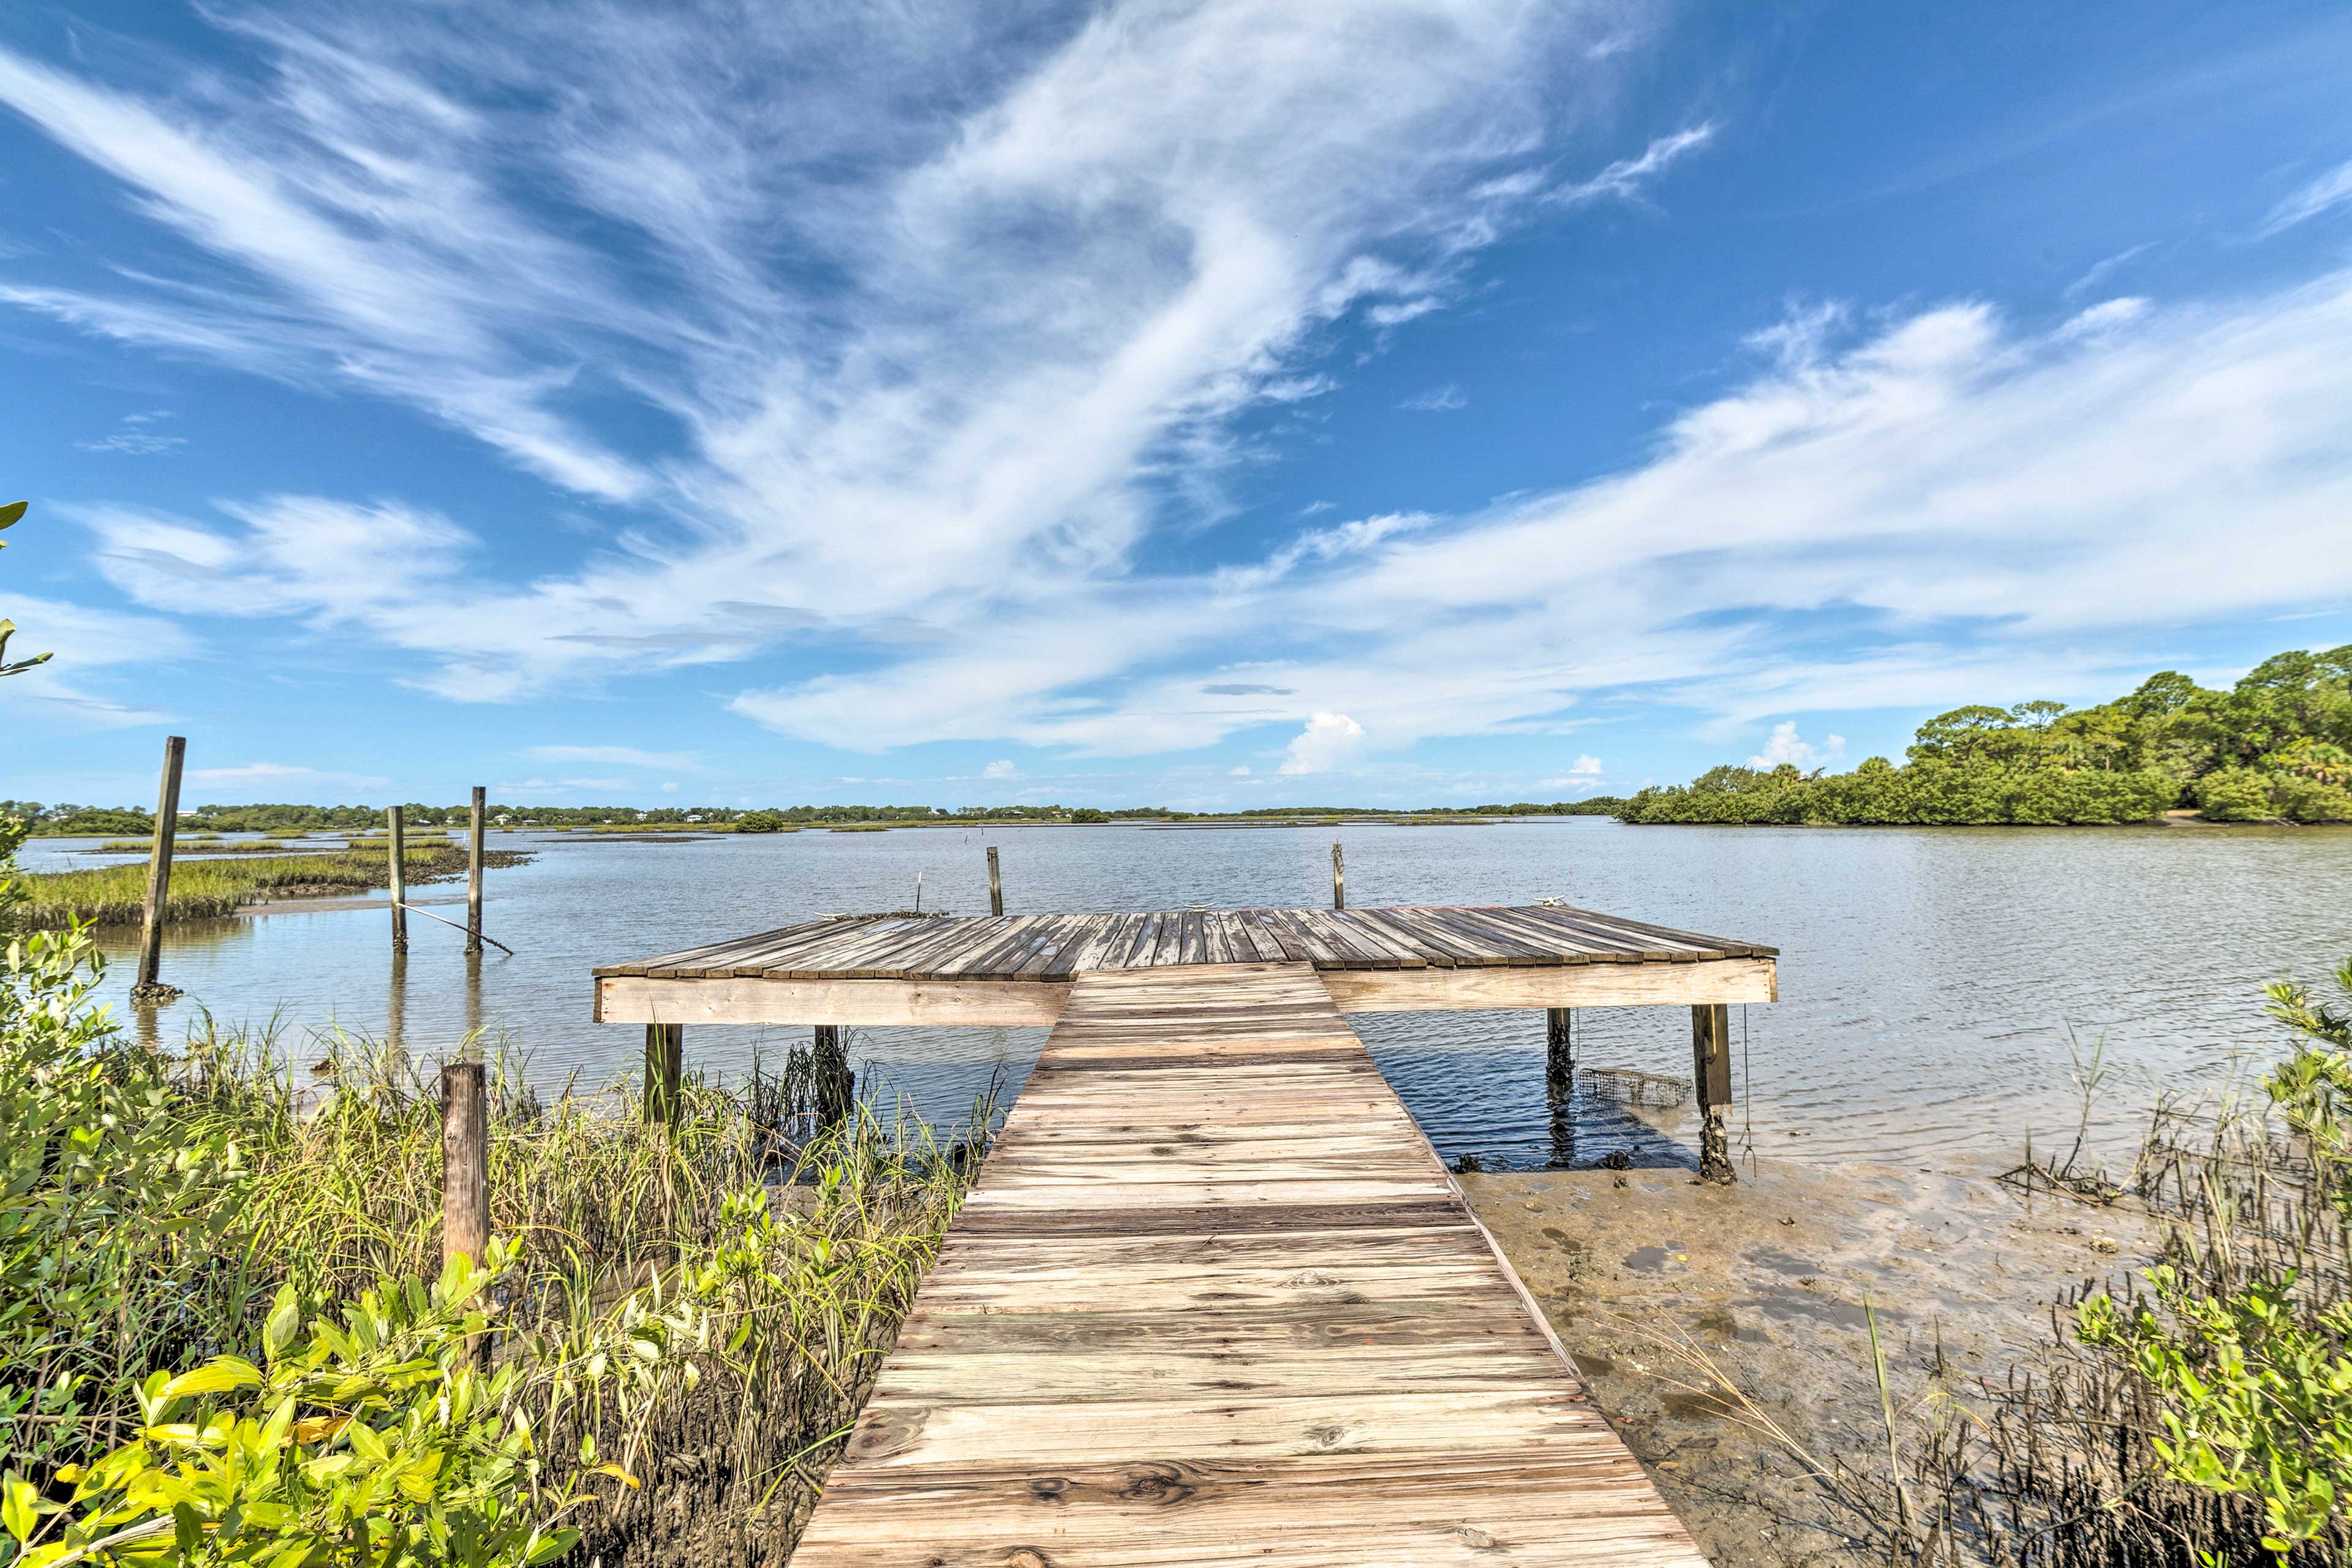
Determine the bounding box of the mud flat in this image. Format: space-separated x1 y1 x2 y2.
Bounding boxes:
1465 1156 2162 1566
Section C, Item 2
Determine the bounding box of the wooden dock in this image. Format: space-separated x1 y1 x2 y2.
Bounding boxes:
788 962 1710 1566
594 903 1777 1028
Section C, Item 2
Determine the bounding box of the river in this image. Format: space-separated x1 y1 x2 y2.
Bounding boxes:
23 818 2352 1175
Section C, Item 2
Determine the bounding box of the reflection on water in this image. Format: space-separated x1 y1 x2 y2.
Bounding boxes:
23 820 2352 1172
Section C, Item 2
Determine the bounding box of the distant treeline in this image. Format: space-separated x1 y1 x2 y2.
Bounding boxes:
1620 644 2352 826
10 797 1628 837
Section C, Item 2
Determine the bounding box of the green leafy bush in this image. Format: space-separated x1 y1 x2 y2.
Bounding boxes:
2075 957 2352 1561
733 811 790 833
1 869 979 1565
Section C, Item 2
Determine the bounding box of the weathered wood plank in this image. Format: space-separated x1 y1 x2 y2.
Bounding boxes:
790 962 1706 1567
595 974 1071 1027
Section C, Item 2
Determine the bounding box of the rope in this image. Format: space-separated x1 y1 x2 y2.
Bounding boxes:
393 899 515 957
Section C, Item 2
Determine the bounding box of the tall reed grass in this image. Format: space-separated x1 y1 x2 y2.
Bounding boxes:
185 1024 982 1560
6 990 985 1566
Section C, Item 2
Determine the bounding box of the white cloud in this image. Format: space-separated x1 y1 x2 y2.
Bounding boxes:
1400 383 1466 412
1568 754 1603 775
187 762 391 789
77 431 186 456
4 2 1615 699
726 270 2352 756
1279 712 1365 774
527 744 700 769
1747 722 1845 771
1229 764 1252 776
2065 243 2154 301
15 11 2352 772
2261 158 2352 236
0 594 192 730
499 776 628 793
1548 122 1716 207
980 760 1017 780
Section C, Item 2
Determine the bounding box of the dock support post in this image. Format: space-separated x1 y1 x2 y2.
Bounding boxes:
465 786 485 954
132 734 186 1006
813 1024 853 1131
386 805 409 955
1331 840 1345 910
987 845 1003 916
643 1023 683 1123
1690 1003 1734 1184
440 1060 489 1267
1545 1007 1573 1088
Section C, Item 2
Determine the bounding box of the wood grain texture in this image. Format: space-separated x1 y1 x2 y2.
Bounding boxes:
790 963 1706 1567
593 904 1776 1025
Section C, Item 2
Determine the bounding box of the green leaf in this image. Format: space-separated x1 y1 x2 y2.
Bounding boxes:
0 501 24 530
345 1422 390 1466
164 1358 263 1399
3 1476 39 1544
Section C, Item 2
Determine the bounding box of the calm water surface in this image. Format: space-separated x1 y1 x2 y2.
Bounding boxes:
28 820 2352 1174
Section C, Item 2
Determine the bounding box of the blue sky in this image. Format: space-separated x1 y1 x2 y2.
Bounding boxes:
4 1 2351 811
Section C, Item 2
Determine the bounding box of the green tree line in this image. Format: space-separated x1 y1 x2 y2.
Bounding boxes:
1620 645 2352 826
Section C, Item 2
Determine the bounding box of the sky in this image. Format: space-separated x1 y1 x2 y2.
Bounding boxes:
4 1 2351 812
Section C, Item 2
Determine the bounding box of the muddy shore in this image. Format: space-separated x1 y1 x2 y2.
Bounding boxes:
1464 1155 2162 1566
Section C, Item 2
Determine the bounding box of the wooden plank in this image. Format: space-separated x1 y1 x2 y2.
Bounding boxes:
791 962 1706 1567
595 974 1070 1027
1318 956 1777 1011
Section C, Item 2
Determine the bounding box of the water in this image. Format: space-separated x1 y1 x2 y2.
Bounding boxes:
25 820 2352 1173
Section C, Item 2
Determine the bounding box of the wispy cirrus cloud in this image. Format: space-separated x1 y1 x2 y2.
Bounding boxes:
527 745 702 771
2 1 1645 702
186 762 390 789
1548 121 1716 206
2261 157 2352 236
725 273 2352 760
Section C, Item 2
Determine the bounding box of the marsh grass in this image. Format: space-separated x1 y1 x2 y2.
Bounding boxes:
10 843 518 927
40 1012 986 1564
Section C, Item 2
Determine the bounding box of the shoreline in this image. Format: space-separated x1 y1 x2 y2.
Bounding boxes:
1464 1153 2162 1565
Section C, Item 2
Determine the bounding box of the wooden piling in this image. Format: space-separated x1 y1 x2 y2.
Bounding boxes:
643 1023 683 1123
1331 840 1345 911
465 786 485 954
813 1023 853 1130
132 735 186 1004
440 1060 490 1268
1545 1006 1574 1088
1690 1003 1734 1183
386 805 409 955
986 845 1003 916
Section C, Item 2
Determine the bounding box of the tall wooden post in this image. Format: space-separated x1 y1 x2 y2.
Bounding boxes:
1331 840 1345 911
643 1023 683 1123
1690 1003 1735 1184
440 1061 489 1268
386 805 409 955
813 1023 853 1131
464 786 485 954
1545 1007 1574 1090
132 735 186 1004
986 845 1003 916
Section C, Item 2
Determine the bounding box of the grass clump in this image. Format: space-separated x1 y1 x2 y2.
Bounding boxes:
1 875 984 1566
9 844 524 929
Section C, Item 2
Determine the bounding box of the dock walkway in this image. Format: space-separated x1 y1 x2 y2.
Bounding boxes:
791 962 1708 1566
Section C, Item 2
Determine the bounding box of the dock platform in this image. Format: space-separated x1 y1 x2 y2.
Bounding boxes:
593 903 1776 1028
788 962 1710 1566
